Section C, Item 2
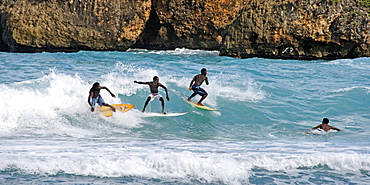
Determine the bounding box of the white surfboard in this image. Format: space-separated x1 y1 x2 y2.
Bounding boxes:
144 112 187 117
302 128 326 135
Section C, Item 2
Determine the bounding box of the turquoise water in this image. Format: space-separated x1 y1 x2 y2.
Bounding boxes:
0 49 369 184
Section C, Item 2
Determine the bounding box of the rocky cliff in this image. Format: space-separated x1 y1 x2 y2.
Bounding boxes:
0 0 369 59
133 0 247 50
0 0 151 52
220 0 370 59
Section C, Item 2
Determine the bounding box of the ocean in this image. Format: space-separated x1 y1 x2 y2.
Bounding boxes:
0 48 369 184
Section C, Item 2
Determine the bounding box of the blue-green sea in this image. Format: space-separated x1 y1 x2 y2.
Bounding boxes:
0 48 369 184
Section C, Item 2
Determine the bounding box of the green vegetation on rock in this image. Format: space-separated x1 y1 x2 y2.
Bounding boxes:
360 0 370 7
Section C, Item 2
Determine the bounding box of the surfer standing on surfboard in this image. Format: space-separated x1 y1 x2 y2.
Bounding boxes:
187 68 209 106
134 76 170 114
88 82 116 112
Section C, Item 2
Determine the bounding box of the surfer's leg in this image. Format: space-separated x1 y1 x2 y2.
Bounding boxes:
99 96 115 112
159 97 166 114
103 103 116 112
142 97 151 112
197 89 208 105
90 98 97 112
187 93 197 101
198 94 208 105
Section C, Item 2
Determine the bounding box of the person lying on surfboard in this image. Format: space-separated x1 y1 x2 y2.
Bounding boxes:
187 68 209 106
88 82 116 112
312 118 341 132
134 76 170 114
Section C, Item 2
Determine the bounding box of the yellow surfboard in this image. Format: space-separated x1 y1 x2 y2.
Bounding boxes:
185 100 218 111
97 104 135 117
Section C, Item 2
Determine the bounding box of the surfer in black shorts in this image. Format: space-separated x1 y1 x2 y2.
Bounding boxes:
312 118 341 132
88 82 116 112
134 76 170 114
187 68 209 106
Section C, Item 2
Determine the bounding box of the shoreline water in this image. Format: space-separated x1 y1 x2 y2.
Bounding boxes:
0 49 369 184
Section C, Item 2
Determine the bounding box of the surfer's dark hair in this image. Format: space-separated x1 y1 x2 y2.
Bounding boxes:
322 118 329 124
201 68 207 73
93 82 100 88
153 76 159 81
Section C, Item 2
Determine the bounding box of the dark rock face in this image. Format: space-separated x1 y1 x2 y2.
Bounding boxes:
0 0 369 59
220 0 370 59
133 0 246 50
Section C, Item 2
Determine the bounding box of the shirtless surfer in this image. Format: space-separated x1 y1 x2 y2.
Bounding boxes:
134 76 170 114
88 82 116 112
187 68 209 106
312 118 341 132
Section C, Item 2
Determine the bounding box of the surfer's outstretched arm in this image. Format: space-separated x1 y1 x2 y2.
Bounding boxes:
134 81 150 85
330 126 341 131
100 86 116 98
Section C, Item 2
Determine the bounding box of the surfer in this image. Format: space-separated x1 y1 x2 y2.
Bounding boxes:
88 82 116 112
134 76 170 114
312 118 341 132
187 68 209 106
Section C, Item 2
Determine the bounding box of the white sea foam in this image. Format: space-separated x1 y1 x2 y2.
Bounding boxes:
157 48 220 56
328 58 370 70
0 69 146 134
0 140 369 184
331 86 370 93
